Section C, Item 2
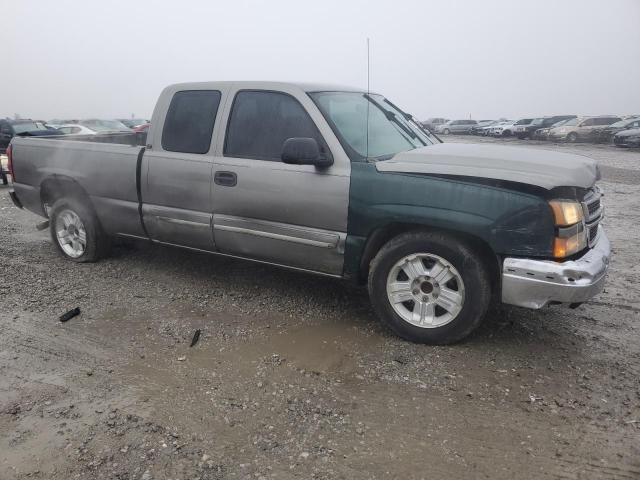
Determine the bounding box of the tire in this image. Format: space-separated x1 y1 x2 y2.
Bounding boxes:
368 231 492 345
49 197 111 262
566 132 578 143
442 128 450 135
502 129 512 137
516 135 526 140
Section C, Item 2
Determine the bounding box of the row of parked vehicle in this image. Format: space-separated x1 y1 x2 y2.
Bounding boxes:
0 118 150 154
421 116 640 147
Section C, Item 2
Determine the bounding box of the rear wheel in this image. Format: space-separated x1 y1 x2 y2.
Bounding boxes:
368 231 492 344
49 197 111 262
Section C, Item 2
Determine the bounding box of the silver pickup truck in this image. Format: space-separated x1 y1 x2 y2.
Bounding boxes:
8 81 610 344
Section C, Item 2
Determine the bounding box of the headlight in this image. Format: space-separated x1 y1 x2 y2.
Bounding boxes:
549 200 586 258
549 200 583 226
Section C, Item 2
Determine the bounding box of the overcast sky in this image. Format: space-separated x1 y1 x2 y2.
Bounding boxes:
1 0 639 121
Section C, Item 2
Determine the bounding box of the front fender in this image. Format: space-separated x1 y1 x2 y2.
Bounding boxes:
344 162 554 278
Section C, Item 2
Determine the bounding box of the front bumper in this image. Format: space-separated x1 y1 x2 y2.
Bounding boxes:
501 231 610 309
548 132 568 141
614 136 640 147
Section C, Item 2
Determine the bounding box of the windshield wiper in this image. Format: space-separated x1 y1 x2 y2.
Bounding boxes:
382 98 443 144
364 94 424 144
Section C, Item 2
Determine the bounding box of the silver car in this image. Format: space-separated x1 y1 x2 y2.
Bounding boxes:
436 119 478 135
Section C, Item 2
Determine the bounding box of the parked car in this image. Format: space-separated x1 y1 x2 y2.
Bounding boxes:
1 157 7 184
548 115 622 143
470 120 497 135
56 124 99 135
420 118 448 132
118 118 150 129
488 120 514 137
613 128 640 148
133 123 150 133
436 119 477 134
79 119 132 133
0 119 60 154
8 81 610 345
494 118 533 137
532 119 571 140
515 115 576 140
594 117 640 143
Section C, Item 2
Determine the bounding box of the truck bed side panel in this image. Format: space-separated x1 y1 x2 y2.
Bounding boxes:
11 138 144 236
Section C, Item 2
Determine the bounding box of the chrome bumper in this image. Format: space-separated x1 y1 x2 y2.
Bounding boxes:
501 231 610 309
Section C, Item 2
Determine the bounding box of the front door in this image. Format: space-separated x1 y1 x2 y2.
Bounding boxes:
211 87 350 275
142 88 225 251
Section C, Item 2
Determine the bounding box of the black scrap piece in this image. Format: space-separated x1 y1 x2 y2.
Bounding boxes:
190 329 201 347
59 307 81 323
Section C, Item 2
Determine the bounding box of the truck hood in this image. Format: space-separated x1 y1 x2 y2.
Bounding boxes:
375 143 599 190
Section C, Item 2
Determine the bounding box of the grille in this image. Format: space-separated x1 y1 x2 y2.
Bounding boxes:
587 198 601 216
583 187 603 247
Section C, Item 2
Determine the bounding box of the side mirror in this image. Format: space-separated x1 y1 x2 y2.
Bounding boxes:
281 137 333 167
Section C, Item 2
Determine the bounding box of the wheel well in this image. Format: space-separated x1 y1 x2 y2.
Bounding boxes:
359 224 501 300
40 176 92 217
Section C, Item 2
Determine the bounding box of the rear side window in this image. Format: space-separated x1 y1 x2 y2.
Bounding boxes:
224 90 322 161
162 90 221 154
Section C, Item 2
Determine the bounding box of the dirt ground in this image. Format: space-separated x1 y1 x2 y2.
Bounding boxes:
1 137 639 480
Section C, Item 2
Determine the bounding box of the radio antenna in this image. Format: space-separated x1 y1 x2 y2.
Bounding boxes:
366 37 370 160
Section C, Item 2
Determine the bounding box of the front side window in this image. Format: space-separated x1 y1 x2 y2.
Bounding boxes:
225 90 324 161
310 91 435 161
162 90 221 154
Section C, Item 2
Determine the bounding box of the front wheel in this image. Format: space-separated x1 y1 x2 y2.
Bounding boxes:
442 128 450 135
49 197 111 262
368 231 492 344
566 132 578 143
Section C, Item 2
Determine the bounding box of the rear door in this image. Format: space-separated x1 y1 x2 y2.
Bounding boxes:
211 86 350 275
142 87 228 251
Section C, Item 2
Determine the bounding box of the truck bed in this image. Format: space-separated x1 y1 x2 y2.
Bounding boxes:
10 134 146 237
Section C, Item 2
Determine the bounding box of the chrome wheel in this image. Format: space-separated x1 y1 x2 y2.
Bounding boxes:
55 209 87 258
386 253 465 328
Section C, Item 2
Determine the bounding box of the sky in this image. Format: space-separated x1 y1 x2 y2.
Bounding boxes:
1 0 639 121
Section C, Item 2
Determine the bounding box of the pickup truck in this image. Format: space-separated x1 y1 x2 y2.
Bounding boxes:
8 81 611 344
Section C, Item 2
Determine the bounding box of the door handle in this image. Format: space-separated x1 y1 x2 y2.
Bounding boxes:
214 171 237 187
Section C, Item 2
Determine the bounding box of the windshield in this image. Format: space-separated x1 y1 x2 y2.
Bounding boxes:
609 119 632 128
82 120 131 131
562 118 580 126
514 118 532 125
551 119 568 127
310 92 436 161
120 119 147 128
11 122 48 134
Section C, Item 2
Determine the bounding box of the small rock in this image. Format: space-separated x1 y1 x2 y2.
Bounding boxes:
141 470 152 480
177 356 186 362
300 452 310 459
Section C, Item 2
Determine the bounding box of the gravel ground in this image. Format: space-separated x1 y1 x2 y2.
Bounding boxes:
1 138 639 479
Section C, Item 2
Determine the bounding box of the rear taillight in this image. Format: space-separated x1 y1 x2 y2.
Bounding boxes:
6 143 14 180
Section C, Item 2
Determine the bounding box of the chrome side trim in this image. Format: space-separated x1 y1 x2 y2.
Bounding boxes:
213 214 342 249
502 231 611 309
150 239 343 278
214 224 335 249
156 216 209 227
